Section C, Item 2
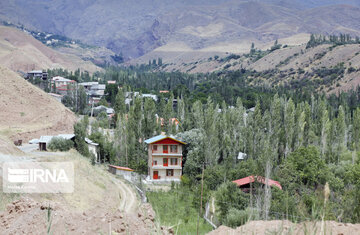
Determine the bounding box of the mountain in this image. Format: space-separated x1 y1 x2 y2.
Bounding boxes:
149 41 360 94
0 25 101 73
1 0 360 60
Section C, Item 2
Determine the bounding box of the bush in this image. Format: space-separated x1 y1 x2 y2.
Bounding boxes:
215 182 249 222
225 208 258 228
47 137 73 151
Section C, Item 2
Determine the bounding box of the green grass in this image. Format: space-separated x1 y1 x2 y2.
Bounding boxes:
147 188 213 235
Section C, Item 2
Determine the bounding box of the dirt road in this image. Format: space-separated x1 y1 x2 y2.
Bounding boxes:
112 176 138 213
0 150 160 234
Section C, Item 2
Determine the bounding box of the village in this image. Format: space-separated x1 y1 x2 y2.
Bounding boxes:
24 70 275 188
2 51 360 235
3 1 360 234
4 57 360 235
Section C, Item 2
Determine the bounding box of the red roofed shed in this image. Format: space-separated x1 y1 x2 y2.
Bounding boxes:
108 165 135 180
232 175 282 191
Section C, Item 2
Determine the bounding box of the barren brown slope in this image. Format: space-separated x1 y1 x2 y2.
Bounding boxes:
0 65 76 151
0 26 101 73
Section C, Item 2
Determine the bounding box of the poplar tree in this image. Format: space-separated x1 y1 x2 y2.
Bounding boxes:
143 98 157 138
335 106 346 163
114 88 126 115
284 98 295 157
115 115 129 166
294 104 306 150
269 94 282 159
177 97 186 130
163 94 174 134
319 104 330 158
204 97 220 166
353 108 360 151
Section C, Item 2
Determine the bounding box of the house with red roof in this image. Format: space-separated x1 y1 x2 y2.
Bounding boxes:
144 135 186 181
232 175 282 192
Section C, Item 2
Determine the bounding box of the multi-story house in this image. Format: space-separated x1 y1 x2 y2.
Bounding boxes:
144 135 186 181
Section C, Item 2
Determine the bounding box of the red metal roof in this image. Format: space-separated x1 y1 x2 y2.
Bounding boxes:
108 165 134 172
232 175 282 190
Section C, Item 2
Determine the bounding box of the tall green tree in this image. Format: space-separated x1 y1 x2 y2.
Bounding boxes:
114 88 126 115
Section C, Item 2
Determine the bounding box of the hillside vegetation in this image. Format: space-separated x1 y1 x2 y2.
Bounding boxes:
141 36 360 94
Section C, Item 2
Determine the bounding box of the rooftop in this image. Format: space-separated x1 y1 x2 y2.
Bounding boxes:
85 137 99 146
52 76 75 82
91 84 106 90
28 70 43 74
232 175 282 190
109 165 134 172
79 82 99 86
39 134 75 143
144 135 186 145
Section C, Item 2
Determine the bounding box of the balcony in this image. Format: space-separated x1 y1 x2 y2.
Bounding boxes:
152 165 182 170
151 152 182 156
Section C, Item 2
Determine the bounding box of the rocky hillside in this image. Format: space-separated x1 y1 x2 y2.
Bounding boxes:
0 25 101 73
139 38 360 94
1 0 360 59
0 64 76 150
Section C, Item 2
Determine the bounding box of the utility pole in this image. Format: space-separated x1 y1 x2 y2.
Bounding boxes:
197 165 205 235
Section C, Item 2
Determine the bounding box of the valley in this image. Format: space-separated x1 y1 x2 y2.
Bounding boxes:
2 1 360 234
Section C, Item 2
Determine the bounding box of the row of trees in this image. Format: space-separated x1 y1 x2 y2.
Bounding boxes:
44 62 360 226
307 33 360 48
103 88 360 225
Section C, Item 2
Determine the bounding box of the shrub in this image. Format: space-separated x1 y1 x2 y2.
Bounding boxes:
225 208 257 228
47 137 73 151
348 67 356 73
215 182 249 222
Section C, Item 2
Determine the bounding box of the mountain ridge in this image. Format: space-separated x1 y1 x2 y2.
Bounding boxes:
2 1 360 60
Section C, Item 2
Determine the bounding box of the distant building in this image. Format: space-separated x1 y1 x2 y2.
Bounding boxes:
26 70 48 80
79 82 99 91
156 115 180 130
51 76 76 95
85 137 99 162
93 105 115 117
159 90 169 93
89 84 106 97
107 80 116 84
39 136 53 151
144 135 186 181
78 82 106 105
38 134 75 151
142 94 158 101
89 97 101 105
125 92 158 104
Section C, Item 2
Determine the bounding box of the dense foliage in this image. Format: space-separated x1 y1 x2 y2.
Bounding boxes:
47 137 74 151
44 63 360 228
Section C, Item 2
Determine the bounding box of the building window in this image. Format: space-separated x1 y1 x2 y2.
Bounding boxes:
166 169 174 176
163 158 168 166
153 145 157 151
170 158 178 165
154 160 157 165
163 145 168 153
170 145 178 153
